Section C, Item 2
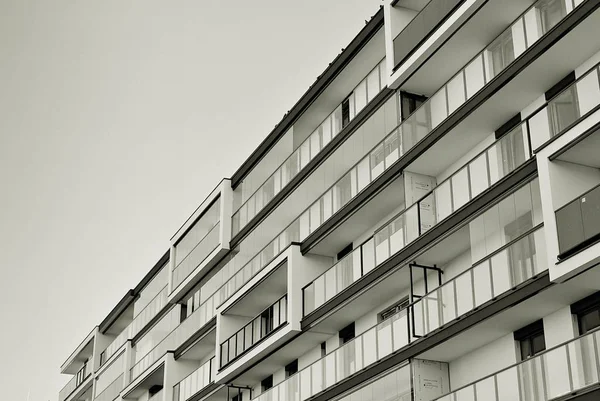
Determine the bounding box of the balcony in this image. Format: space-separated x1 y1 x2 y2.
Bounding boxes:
100 285 169 366
254 351 449 401
129 294 217 384
530 62 600 152
170 180 233 301
232 59 387 238
173 357 215 401
392 0 463 69
59 361 92 401
412 227 547 337
302 122 534 315
433 328 600 401
556 183 600 259
267 224 546 400
94 374 123 401
220 295 288 368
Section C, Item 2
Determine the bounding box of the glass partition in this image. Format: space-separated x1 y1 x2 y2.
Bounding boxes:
232 59 387 236
94 374 123 401
221 0 579 314
303 125 533 316
530 63 600 150
220 295 288 368
374 122 532 266
254 308 411 401
413 227 547 337
172 221 221 291
555 183 600 256
173 357 215 401
433 328 600 401
130 292 217 383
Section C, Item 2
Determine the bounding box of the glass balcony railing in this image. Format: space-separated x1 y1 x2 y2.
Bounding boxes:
172 221 221 291
100 285 169 367
59 361 91 401
218 0 580 313
530 62 600 150
130 293 217 383
555 183 600 257
94 374 123 401
303 122 533 315
259 227 547 401
433 327 600 401
413 227 547 337
220 295 288 368
254 308 412 401
173 357 215 401
215 224 299 307
232 59 387 237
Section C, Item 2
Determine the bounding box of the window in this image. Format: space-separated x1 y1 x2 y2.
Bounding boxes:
320 342 327 357
515 320 546 360
379 297 410 322
504 211 536 284
339 322 355 344
488 31 515 78
260 306 274 336
548 85 579 136
261 375 273 392
337 243 353 260
537 0 567 34
285 359 298 378
342 98 351 128
400 91 426 121
572 291 600 334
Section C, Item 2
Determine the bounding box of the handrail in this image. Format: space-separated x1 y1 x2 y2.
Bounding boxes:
129 290 218 382
59 360 91 401
431 325 600 400
100 285 169 367
232 58 386 234
220 294 288 368
555 182 600 213
173 357 215 401
530 60 600 151
172 222 221 290
174 220 221 270
94 374 123 401
259 226 546 401
302 121 533 316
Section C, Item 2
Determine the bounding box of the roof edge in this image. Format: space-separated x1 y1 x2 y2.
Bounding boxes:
230 6 385 188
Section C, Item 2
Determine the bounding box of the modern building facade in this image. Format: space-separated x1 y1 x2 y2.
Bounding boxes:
59 1 600 401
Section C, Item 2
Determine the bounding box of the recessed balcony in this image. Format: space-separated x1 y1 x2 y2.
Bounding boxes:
433 328 600 401
302 123 535 317
173 357 216 401
59 360 93 401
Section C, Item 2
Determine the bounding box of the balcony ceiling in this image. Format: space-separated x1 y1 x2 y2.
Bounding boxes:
556 128 600 169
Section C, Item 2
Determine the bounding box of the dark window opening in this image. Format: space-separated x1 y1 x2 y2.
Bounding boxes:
336 243 353 260
149 385 163 397
261 375 273 392
515 320 546 360
285 359 298 378
339 322 355 344
320 342 327 357
342 98 351 128
400 91 427 121
573 291 600 335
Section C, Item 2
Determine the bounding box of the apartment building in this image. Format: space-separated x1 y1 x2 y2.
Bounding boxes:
58 1 600 401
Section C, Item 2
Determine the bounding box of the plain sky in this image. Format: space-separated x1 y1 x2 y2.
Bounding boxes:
0 1 384 400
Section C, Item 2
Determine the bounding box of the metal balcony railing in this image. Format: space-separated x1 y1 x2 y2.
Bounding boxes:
220 295 288 368
59 361 91 401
